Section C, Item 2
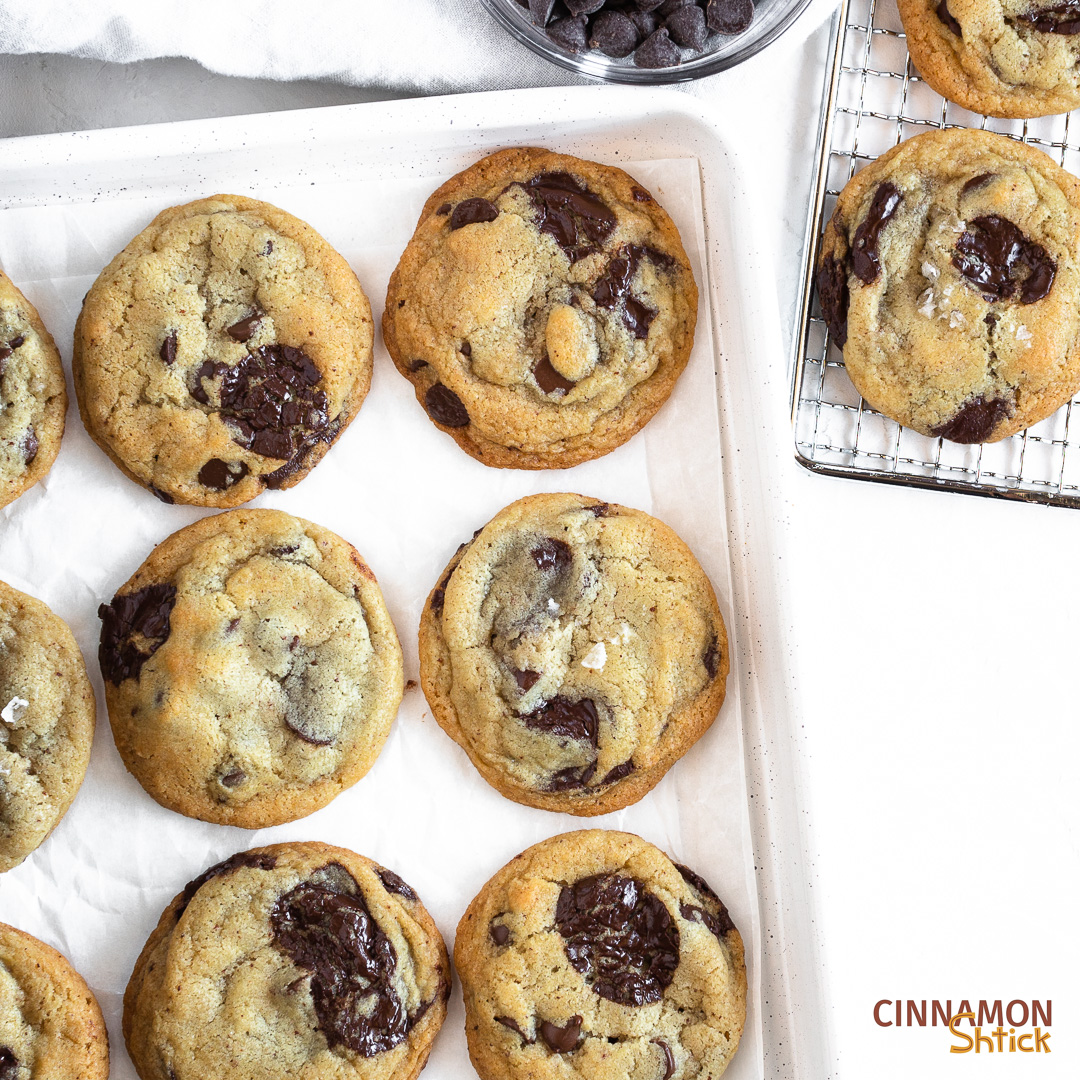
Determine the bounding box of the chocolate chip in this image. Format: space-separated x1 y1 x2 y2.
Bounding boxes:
600 759 635 784
0 1048 18 1080
221 767 247 788
283 699 337 746
590 11 640 55
653 1039 675 1080
635 27 682 65
179 851 277 915
850 182 902 284
226 617 241 633
425 383 470 427
703 635 721 679
816 252 849 346
556 874 679 1005
566 0 604 11
263 240 274 255
531 537 572 573
159 329 178 365
961 172 994 198
930 394 1015 443
540 1016 583 1053
496 1016 533 1043
534 353 577 394
1018 2 1080 32
436 203 452 215
271 544 299 557
22 429 37 465
430 586 446 614
227 311 262 342
8 335 24 350
460 341 472 357
548 14 590 51
529 0 557 24
377 868 418 901
953 215 1056 305
548 761 598 790
936 0 962 34
199 458 249 490
149 484 175 504
522 696 599 744
271 867 424 1056
632 186 654 203
450 198 500 230
589 501 612 517
676 862 736 937
593 245 664 339
675 862 720 902
707 0 754 33
98 583 178 685
516 172 616 263
666 4 707 47
514 668 541 691
490 921 511 945
629 10 659 34
408 358 429 372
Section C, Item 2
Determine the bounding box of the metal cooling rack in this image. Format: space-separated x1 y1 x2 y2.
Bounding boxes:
792 0 1080 506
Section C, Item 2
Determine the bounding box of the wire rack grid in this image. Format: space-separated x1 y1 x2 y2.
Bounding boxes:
792 0 1080 506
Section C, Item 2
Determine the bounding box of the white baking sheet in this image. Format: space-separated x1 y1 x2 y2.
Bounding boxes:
0 113 762 1078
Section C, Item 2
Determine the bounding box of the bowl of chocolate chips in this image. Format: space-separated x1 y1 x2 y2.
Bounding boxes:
484 0 811 80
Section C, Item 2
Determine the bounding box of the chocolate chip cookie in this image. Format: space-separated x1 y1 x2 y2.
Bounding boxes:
383 147 698 469
899 0 1080 118
124 842 450 1080
455 830 745 1080
0 921 110 1079
818 128 1080 442
1 581 96 873
97 509 403 827
74 195 373 506
0 269 66 510
419 493 728 815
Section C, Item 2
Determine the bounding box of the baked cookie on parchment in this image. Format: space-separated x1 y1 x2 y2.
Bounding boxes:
455 829 745 1080
97 508 403 827
74 195 373 506
124 842 450 1080
817 128 1080 442
383 147 698 469
0 921 109 1079
419 493 728 815
0 269 66 510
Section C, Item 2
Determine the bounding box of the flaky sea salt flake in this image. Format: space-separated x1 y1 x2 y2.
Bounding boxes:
580 642 607 670
1 697 28 726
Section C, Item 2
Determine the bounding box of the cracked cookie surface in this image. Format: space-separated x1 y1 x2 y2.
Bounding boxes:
0 581 96 873
73 195 373 506
0 921 109 1080
419 493 728 816
0 269 66 510
899 0 1080 118
818 128 1080 442
98 508 403 827
124 841 450 1080
455 830 745 1080
383 148 698 469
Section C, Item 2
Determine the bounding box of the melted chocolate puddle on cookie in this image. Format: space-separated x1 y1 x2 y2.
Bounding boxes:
512 172 616 264
521 696 599 745
952 216 1056 304
1017 3 1080 32
592 245 672 339
556 874 679 1006
98 583 178 684
930 394 1015 443
817 252 850 346
851 183 902 284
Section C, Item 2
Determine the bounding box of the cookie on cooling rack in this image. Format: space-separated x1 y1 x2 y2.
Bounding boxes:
97 509 403 827
74 195 373 506
419 493 728 815
124 842 450 1080
899 0 1080 118
0 921 110 1079
817 128 1080 442
383 147 698 469
455 830 746 1080
1 580 96 873
0 269 66 510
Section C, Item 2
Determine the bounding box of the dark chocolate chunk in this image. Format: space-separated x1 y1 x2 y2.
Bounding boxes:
936 0 962 34
496 1016 534 1043
1018 2 1080 33
707 0 755 33
952 215 1056 305
430 586 446 614
460 341 472 357
548 761 598 790
680 902 735 940
0 1048 18 1080
850 182 902 284
227 311 262 342
675 862 720 903
271 866 421 1057
540 1016 583 1053
629 10 660 35
659 0 693 14
377 868 418 902
635 27 682 66
816 252 850 346
654 1038 675 1080
565 0 604 11
529 0 558 25
548 14 590 51
531 537 572 574
221 766 246 788
589 501 612 517
22 429 37 465
98 583 178 685
600 759 635 785
666 5 707 48
522 696 599 744
703 635 721 679
556 874 679 1006
593 245 662 339
198 458 249 490
676 862 736 937
450 198 500 230
159 329 178 365
516 172 617 263
408 358 429 372
513 668 541 691
179 850 277 915
8 335 24 350
490 921 511 945
929 394 1015 443
149 484 175 504
534 353 577 394
590 11 640 56
425 383 470 427
961 172 994 197
436 203 452 215
283 692 337 746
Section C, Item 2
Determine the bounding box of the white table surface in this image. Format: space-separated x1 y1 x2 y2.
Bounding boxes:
1 9 1077 1076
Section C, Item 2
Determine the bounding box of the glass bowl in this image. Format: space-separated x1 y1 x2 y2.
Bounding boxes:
479 0 814 83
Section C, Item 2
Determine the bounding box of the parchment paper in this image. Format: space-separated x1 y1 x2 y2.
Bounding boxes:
0 155 761 1078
